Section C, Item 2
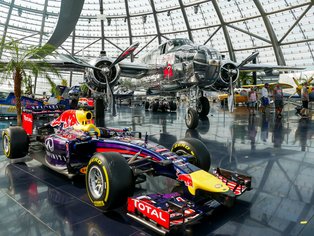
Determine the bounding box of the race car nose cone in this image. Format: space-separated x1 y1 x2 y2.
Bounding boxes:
187 170 230 196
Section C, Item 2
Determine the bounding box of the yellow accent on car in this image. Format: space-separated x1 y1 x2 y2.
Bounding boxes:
187 170 229 196
102 165 110 202
75 110 93 125
73 123 100 136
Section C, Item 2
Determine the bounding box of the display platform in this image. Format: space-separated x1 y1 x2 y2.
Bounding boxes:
1 103 314 236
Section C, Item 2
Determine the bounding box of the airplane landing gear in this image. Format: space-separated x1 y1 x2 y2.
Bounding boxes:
185 87 210 129
197 96 210 116
185 108 199 129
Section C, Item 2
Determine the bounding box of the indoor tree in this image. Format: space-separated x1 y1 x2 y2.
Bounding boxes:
0 38 61 126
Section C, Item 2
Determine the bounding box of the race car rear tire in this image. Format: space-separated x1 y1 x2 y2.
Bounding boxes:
185 108 198 129
171 138 211 171
86 152 133 211
2 127 29 159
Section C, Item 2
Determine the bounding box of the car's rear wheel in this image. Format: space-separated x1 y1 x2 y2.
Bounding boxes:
86 152 133 211
2 127 29 159
171 138 211 171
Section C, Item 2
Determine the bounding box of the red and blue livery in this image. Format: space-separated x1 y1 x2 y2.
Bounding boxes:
2 106 251 234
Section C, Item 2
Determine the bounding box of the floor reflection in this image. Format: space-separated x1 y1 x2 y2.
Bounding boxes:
0 103 314 235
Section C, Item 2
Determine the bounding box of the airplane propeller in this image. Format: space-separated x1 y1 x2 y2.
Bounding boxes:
288 76 314 99
99 42 140 116
222 51 259 112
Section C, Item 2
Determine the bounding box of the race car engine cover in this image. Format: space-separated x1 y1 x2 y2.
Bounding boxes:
84 57 121 93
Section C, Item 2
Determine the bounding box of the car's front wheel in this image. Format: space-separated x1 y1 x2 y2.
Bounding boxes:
171 138 211 171
86 152 133 211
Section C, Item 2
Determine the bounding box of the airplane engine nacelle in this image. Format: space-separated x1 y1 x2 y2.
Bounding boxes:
84 57 121 92
218 61 239 88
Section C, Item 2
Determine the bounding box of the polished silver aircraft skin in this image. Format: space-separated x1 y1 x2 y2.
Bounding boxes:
0 38 302 129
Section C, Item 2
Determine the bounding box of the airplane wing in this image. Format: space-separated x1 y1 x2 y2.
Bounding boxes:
242 83 293 90
239 63 304 73
0 54 95 72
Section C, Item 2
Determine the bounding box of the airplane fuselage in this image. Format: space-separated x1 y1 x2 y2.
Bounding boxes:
138 38 231 95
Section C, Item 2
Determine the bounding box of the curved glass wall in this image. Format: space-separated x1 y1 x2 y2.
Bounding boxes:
0 0 313 94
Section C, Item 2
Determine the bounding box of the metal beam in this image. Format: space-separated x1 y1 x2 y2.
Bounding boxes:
99 0 105 51
203 26 221 45
228 24 271 44
253 0 286 65
124 0 134 61
211 0 236 61
178 0 193 41
279 4 312 43
0 0 15 58
39 0 48 46
150 0 162 44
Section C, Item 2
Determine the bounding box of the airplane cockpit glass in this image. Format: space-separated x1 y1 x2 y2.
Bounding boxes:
167 38 194 52
210 49 222 60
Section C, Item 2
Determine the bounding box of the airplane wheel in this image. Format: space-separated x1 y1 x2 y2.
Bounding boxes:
86 152 133 211
185 108 198 129
144 101 150 110
197 97 210 116
2 127 29 159
171 138 211 171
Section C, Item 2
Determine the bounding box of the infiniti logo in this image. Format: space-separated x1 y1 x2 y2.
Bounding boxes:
45 138 54 152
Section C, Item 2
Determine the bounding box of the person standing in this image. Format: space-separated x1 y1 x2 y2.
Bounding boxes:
261 83 270 114
273 83 284 118
247 87 257 115
300 82 309 118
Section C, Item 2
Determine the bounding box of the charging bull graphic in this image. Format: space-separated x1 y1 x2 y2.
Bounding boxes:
50 110 93 129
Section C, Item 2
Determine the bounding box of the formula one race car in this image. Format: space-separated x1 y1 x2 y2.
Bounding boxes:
2 105 252 234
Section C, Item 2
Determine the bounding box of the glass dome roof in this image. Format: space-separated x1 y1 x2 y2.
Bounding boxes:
0 0 313 94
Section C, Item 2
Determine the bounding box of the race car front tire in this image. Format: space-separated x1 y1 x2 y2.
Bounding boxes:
171 138 211 171
86 152 133 211
2 127 29 159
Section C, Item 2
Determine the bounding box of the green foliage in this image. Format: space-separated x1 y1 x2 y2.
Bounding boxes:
61 78 68 87
0 37 61 125
239 71 253 86
22 74 33 95
80 83 90 97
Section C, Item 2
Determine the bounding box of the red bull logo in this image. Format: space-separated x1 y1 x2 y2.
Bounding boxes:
177 174 193 187
51 110 79 129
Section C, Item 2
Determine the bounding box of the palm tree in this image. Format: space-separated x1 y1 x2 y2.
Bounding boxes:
0 38 61 126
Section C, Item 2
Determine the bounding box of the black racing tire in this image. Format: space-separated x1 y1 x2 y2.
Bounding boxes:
144 101 150 110
86 152 133 211
2 127 29 159
185 108 199 129
152 102 159 112
171 138 211 171
197 97 210 116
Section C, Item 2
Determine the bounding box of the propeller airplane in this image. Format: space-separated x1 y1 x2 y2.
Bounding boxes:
0 38 303 129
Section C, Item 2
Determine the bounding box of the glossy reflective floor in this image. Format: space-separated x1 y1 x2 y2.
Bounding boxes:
1 102 314 236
